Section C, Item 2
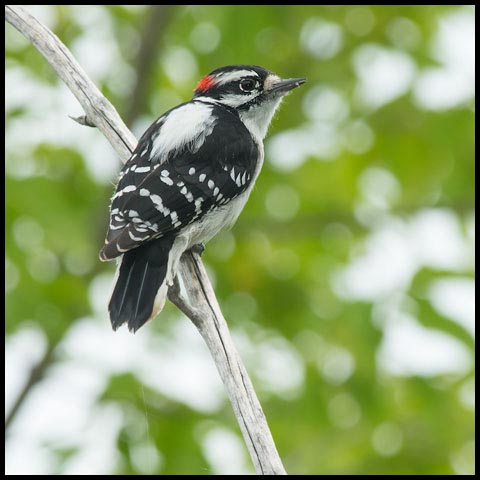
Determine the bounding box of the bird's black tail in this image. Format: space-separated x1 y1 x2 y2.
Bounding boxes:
108 237 174 332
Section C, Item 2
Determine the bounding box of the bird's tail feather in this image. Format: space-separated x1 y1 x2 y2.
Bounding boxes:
108 237 174 332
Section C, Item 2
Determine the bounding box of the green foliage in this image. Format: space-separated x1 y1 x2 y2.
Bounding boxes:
5 5 474 475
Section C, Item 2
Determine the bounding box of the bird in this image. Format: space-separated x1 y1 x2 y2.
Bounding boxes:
100 64 306 332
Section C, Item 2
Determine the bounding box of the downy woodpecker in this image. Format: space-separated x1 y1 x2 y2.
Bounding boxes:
100 65 306 332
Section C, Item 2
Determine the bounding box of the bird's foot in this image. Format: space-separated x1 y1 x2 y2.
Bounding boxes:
190 243 205 256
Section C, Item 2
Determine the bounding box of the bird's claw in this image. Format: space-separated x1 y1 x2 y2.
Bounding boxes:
190 243 205 256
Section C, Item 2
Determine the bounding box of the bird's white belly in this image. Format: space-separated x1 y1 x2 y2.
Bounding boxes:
164 190 254 285
182 190 251 248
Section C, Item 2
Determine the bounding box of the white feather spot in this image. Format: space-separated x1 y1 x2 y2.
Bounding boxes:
161 170 169 177
112 185 136 200
189 167 196 175
109 223 123 230
140 188 150 196
195 197 204 213
242 171 247 185
150 194 170 215
150 194 163 206
199 173 206 182
208 180 215 189
213 187 219 196
160 176 173 186
128 230 147 242
135 166 151 173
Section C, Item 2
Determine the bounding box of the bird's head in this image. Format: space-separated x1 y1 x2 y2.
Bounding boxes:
193 65 306 139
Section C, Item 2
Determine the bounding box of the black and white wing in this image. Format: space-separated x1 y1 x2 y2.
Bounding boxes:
100 101 258 261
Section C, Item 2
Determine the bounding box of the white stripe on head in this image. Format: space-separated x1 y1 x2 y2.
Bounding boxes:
218 92 257 108
214 69 259 85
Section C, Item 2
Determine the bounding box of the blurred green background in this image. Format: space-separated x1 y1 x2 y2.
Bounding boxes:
5 5 474 475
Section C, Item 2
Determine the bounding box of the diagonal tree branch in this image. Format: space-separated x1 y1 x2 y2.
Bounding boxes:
5 6 137 159
5 5 287 475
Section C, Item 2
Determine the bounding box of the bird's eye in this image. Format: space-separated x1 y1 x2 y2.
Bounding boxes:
239 79 256 92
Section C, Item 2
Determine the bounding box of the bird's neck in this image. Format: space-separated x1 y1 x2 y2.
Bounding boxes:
238 97 283 143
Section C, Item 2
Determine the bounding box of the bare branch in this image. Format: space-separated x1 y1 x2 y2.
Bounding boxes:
68 114 96 127
5 5 136 162
171 252 287 475
5 5 287 475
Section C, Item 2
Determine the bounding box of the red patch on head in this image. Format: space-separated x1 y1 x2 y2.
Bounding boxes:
195 75 216 92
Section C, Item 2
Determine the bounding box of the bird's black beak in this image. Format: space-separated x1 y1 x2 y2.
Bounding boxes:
270 77 307 94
